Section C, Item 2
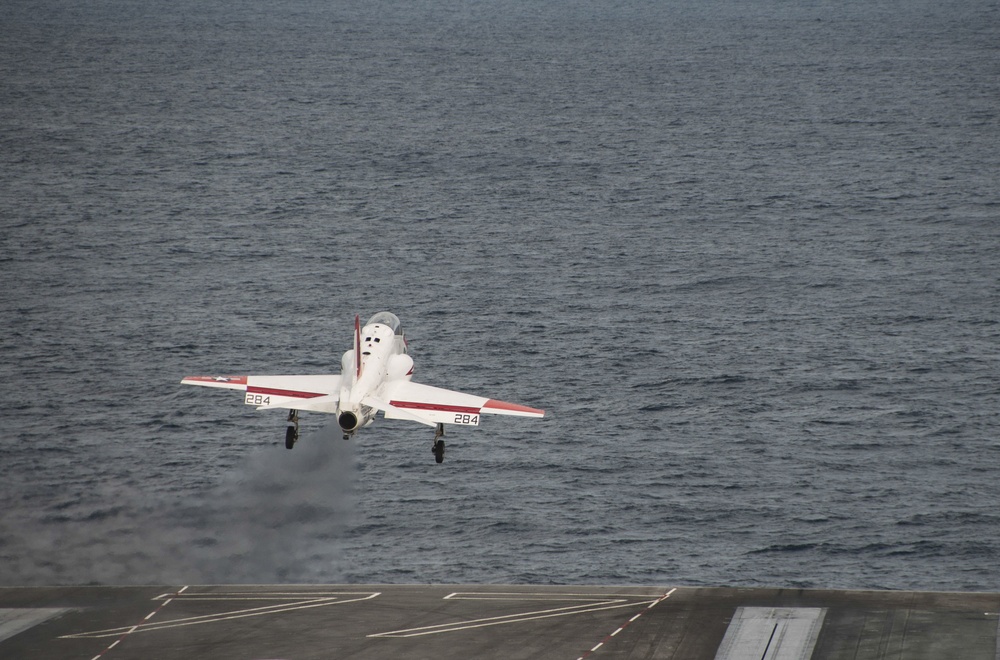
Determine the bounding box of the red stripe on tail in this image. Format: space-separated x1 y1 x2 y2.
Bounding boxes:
354 314 362 378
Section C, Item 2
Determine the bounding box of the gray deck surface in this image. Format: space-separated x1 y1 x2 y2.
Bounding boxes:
0 584 997 659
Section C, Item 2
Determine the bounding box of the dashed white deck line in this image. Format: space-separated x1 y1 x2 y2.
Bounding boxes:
369 593 660 639
88 585 188 660
574 587 677 660
66 591 380 640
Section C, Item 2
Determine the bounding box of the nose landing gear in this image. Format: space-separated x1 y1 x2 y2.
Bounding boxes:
285 410 299 449
431 423 445 464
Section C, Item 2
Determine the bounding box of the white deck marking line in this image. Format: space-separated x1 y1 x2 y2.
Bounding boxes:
64 591 380 640
66 598 337 638
574 587 677 660
447 592 653 600
156 590 369 598
153 592 372 601
445 594 632 603
369 598 658 638
86 585 188 659
65 595 380 639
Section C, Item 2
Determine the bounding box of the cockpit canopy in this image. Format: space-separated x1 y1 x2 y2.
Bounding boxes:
366 311 402 335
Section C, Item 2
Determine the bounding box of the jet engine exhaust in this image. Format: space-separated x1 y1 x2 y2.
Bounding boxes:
338 411 359 432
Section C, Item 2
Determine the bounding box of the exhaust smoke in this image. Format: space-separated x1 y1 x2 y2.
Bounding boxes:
0 424 357 585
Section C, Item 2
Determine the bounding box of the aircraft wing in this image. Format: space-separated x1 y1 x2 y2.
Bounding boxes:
180 375 342 412
380 380 544 426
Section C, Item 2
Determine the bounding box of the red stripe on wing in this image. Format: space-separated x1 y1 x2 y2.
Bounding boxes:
247 386 326 399
389 400 482 415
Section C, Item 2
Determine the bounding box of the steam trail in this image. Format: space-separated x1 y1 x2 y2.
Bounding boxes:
0 425 356 585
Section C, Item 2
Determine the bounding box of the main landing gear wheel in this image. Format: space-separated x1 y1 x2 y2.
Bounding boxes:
285 410 299 449
431 423 445 464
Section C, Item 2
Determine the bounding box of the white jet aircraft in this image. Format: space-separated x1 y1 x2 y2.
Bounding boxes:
181 312 544 463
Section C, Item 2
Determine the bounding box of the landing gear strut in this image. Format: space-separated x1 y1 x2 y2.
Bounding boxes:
431 423 445 464
285 410 299 449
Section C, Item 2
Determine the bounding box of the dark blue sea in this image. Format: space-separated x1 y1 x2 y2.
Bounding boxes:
2 0 999 591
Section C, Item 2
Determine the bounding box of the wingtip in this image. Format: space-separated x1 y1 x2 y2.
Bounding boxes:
483 399 545 417
180 375 248 386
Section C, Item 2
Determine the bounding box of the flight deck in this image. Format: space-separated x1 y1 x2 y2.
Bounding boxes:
1 584 997 659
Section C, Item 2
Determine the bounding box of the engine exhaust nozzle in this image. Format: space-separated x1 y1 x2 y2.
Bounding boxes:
338 411 359 432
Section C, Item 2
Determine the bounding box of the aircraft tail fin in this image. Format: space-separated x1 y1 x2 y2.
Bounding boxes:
354 314 362 378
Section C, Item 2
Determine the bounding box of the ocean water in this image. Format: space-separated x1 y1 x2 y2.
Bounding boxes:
1 0 999 591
